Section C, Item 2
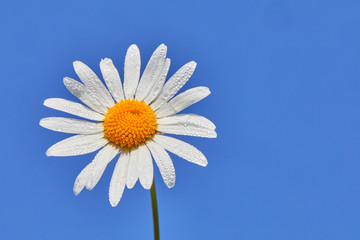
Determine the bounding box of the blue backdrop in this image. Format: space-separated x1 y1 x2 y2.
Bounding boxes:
1 0 360 239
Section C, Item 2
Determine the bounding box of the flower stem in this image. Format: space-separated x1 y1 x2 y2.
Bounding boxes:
150 179 160 240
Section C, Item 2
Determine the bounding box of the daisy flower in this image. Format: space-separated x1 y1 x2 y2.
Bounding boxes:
40 44 216 207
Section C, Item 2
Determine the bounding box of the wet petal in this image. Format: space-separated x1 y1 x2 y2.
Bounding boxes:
43 98 104 121
144 58 171 104
40 117 103 134
73 144 119 194
157 114 216 130
100 58 125 102
126 149 139 189
63 77 107 114
123 44 141 99
146 140 175 188
46 133 107 157
135 44 167 101
157 124 217 138
86 144 120 190
150 61 196 110
136 145 153 189
153 135 207 166
109 152 130 207
156 87 210 118
73 61 115 108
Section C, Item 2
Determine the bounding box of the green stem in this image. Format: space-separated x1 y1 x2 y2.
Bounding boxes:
150 179 160 240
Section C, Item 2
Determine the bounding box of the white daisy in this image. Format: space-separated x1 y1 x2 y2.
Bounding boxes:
40 44 216 207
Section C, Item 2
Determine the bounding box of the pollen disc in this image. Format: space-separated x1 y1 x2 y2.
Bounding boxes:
103 99 157 148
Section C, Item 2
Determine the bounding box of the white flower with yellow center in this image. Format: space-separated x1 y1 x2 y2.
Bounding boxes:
40 44 216 207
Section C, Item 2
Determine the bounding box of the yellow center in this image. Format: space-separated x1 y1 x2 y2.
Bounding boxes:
103 99 157 149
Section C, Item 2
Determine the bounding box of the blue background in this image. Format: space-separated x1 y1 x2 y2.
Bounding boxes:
1 0 360 239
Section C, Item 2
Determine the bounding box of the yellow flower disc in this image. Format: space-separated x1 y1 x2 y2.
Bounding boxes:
103 99 157 149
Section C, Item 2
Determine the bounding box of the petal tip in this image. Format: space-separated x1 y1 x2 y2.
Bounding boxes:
73 184 84 196
45 149 52 157
159 43 167 51
213 131 217 138
72 61 80 67
142 182 152 190
126 182 136 189
205 87 211 94
101 58 112 64
167 180 175 188
73 189 80 196
63 77 71 84
86 180 96 191
43 99 51 107
110 200 119 207
129 44 140 51
39 119 44 127
201 161 208 167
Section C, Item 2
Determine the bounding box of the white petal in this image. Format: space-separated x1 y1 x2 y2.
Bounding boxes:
135 44 167 101
63 77 108 114
43 98 104 121
73 61 115 108
136 145 153 189
152 135 207 167
73 144 119 195
40 117 104 134
151 61 197 111
144 58 171 104
73 162 93 195
46 133 107 157
146 141 175 188
126 150 138 189
109 152 130 207
123 44 141 99
156 87 210 118
100 58 125 102
157 114 216 130
157 123 217 138
86 144 120 190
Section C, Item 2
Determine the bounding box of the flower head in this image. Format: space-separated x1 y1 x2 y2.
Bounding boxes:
40 44 216 206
